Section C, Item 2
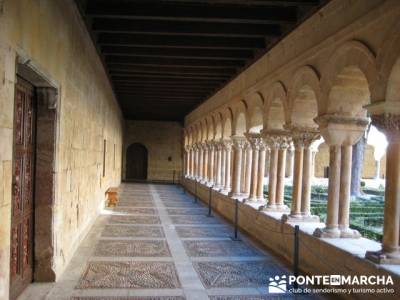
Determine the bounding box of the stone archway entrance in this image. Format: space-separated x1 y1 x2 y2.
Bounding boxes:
126 143 148 180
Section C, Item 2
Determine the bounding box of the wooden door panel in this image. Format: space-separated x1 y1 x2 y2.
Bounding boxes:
10 77 35 300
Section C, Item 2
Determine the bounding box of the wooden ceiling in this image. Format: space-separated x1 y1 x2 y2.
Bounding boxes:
75 0 326 121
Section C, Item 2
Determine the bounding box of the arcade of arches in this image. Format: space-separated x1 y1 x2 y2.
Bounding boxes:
1 0 400 300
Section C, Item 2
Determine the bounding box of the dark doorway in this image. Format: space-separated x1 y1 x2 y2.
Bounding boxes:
126 143 148 180
10 77 36 300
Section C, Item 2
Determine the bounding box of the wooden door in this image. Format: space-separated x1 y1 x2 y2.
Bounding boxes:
126 143 148 180
10 77 36 300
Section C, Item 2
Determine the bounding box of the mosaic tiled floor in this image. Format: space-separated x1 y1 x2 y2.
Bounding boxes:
101 225 165 238
19 183 298 300
94 240 171 257
175 226 232 238
167 208 208 215
77 261 181 289
108 207 157 214
170 215 223 224
183 240 262 257
193 261 286 288
109 215 161 224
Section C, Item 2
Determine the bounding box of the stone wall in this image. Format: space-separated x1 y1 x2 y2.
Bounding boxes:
0 0 123 298
123 120 182 182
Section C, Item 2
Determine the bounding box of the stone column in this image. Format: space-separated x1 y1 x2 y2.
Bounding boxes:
313 115 368 238
245 133 261 202
266 144 279 208
366 113 400 264
202 143 209 184
207 142 215 186
214 142 223 190
256 142 267 201
276 140 289 210
198 143 204 181
194 144 199 179
285 146 294 178
263 131 290 211
289 138 304 218
284 130 320 222
220 142 226 190
229 136 246 199
222 140 233 194
301 142 319 221
244 142 253 197
339 144 360 237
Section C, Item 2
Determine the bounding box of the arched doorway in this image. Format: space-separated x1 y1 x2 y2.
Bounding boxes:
126 143 148 180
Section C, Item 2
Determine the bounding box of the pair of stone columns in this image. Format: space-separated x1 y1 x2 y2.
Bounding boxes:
283 129 320 222
212 140 232 192
244 133 267 202
313 114 369 238
263 130 291 212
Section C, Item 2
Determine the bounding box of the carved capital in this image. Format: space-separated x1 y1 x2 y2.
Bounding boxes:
371 113 400 142
222 139 233 151
291 129 320 148
231 136 247 150
263 130 292 150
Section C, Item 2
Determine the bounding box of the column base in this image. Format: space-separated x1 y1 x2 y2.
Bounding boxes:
366 250 400 265
282 214 320 223
263 204 289 212
229 192 244 200
213 185 223 191
339 227 361 238
313 227 341 238
206 181 214 188
220 188 231 195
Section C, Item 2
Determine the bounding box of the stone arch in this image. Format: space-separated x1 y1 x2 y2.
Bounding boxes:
247 92 264 133
320 40 377 116
288 65 320 129
214 112 223 140
194 123 201 143
264 81 288 130
206 115 215 140
200 120 207 142
233 100 248 136
222 108 233 138
374 21 400 104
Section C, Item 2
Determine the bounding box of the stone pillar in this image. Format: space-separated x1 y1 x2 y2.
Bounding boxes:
339 144 360 237
245 133 261 202
244 142 253 197
198 143 204 181
289 139 304 218
256 142 267 201
194 145 199 179
366 113 400 264
202 143 209 184
229 136 246 199
266 145 278 208
313 115 368 238
276 142 289 209
222 140 233 194
263 131 290 211
220 143 226 190
283 130 320 223
214 142 223 190
285 146 294 178
207 142 215 186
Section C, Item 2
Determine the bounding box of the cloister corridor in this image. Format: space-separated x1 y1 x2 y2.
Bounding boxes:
19 183 298 300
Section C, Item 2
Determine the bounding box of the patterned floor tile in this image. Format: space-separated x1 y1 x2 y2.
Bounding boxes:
170 215 221 224
183 240 261 257
193 261 285 288
117 202 155 207
94 240 171 257
77 261 181 289
110 207 157 215
101 225 164 238
208 296 301 300
167 208 208 215
109 215 161 224
162 202 198 208
72 297 185 300
176 226 231 238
